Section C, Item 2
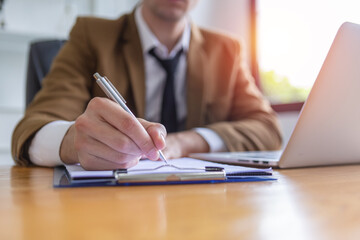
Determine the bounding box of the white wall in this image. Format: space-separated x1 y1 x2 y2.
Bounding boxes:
191 0 251 60
0 0 261 165
3 0 90 37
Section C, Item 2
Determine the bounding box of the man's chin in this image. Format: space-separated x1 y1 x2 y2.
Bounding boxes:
158 9 187 22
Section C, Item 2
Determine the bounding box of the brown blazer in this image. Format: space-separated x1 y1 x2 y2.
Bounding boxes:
12 12 282 166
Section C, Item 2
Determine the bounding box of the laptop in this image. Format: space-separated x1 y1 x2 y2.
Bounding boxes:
190 22 360 169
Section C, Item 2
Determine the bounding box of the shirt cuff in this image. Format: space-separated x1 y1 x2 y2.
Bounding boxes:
193 128 228 152
28 120 74 167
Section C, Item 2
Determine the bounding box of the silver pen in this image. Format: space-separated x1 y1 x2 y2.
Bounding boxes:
93 72 168 164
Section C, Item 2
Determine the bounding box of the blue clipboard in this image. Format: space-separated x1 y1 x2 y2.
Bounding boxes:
53 164 276 188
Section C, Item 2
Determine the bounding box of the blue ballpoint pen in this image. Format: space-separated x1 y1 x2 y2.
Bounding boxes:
93 72 169 164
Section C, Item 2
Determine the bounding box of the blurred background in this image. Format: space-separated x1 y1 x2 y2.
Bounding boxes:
0 0 359 165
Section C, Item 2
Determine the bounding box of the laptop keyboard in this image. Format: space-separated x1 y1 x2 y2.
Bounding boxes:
235 151 281 159
227 151 282 161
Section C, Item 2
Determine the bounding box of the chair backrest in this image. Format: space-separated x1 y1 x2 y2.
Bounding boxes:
25 39 66 108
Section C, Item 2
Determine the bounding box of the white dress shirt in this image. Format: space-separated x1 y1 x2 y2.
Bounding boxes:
136 6 189 126
28 6 227 167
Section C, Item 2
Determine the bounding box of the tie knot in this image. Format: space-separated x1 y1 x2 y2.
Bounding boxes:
149 48 183 75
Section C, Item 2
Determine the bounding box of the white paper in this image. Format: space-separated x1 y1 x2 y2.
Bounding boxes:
65 157 272 179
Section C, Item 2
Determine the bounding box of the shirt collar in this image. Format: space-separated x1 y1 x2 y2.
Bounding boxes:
135 5 191 59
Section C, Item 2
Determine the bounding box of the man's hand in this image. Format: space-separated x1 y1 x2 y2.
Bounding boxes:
60 97 166 170
162 130 210 159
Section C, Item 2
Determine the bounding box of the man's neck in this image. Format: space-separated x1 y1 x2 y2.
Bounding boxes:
141 7 186 52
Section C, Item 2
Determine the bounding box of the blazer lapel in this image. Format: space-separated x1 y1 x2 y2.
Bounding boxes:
121 12 146 118
186 24 207 129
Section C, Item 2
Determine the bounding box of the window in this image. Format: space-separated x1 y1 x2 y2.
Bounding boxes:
256 0 360 106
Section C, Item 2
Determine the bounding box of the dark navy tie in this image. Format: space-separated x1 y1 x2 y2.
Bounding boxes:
149 48 183 133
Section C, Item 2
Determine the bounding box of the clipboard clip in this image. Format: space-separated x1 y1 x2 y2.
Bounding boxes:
115 164 224 174
114 164 226 183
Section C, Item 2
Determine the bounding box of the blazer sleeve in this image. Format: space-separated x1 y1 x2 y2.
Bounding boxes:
11 17 96 166
206 39 283 151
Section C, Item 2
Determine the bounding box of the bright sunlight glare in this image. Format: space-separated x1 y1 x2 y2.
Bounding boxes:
258 0 360 89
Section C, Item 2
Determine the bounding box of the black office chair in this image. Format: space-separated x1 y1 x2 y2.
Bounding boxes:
25 39 66 108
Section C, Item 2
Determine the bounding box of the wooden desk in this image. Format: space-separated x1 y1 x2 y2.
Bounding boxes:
1 164 360 240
